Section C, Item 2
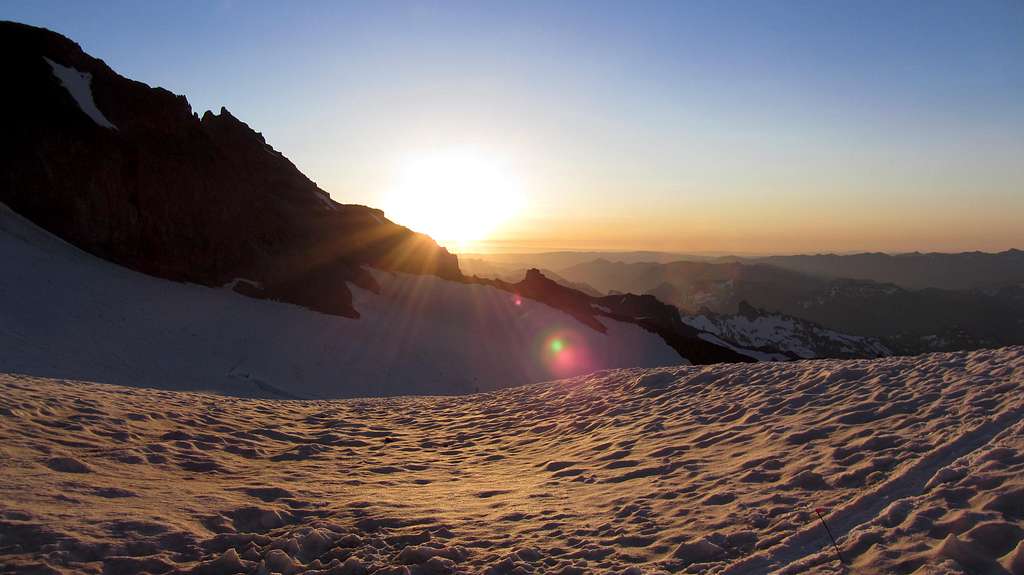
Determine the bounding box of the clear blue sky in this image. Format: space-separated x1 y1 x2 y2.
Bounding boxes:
5 1 1023 253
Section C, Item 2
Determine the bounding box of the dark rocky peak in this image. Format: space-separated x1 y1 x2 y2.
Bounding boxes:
471 270 754 364
1 21 459 318
513 269 605 332
201 107 268 148
737 300 760 318
520 267 587 299
596 292 686 330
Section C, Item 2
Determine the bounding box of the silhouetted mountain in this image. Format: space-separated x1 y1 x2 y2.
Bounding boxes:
476 269 761 364
1 21 459 318
459 258 603 296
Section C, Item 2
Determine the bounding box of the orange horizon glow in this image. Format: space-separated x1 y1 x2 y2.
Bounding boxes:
370 148 1023 257
430 212 1024 257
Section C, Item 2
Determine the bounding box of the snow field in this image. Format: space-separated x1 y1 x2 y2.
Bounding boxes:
1 347 1022 573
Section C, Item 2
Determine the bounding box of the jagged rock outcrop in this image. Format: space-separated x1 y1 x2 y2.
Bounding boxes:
0 21 459 317
477 269 756 364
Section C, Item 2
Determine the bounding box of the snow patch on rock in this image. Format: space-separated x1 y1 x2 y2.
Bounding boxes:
44 57 116 129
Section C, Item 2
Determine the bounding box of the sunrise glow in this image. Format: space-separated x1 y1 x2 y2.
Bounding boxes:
381 149 523 251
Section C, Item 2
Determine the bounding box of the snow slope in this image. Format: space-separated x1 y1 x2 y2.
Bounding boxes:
0 203 681 398
695 332 790 362
684 310 891 359
1 347 1021 574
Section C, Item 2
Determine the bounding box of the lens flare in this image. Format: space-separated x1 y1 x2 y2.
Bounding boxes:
541 332 593 378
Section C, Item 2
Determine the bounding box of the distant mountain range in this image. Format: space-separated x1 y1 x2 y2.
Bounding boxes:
460 248 1024 292
539 256 1024 355
462 252 1012 359
559 259 817 313
458 251 715 269
720 251 1024 291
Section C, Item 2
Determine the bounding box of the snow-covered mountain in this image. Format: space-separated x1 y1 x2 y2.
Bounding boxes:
2 347 1021 573
683 302 891 360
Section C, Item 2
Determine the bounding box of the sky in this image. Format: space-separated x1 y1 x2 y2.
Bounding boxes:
5 0 1024 254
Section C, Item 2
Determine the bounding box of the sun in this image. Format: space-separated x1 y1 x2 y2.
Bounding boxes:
382 149 523 251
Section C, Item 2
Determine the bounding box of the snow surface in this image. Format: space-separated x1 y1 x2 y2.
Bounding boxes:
44 57 117 130
222 277 263 291
0 203 681 398
684 312 890 359
1 347 1022 573
697 332 790 362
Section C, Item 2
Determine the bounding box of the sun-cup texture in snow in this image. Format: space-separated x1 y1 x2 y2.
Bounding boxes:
1 347 1022 574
